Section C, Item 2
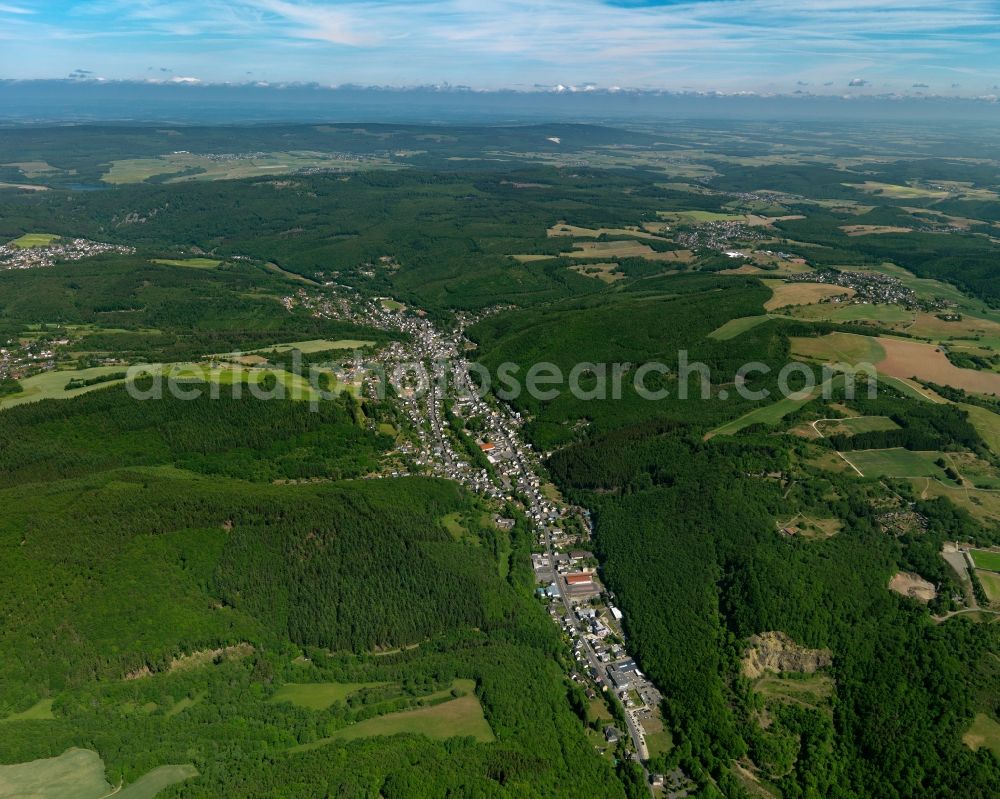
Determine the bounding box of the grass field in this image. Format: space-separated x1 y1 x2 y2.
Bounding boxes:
876 337 1000 395
815 416 899 436
561 240 692 262
977 570 1000 603
0 698 54 722
708 315 774 340
440 511 469 539
547 223 662 240
0 749 193 799
247 338 375 354
380 298 405 311
657 210 746 223
971 550 1000 572
845 449 952 481
151 258 222 269
0 366 130 410
754 673 833 713
964 713 1000 757
915 479 1000 525
116 765 199 799
776 513 842 539
8 232 60 248
709 375 841 438
0 749 112 799
511 254 556 263
270 682 387 711
640 715 673 758
290 679 493 750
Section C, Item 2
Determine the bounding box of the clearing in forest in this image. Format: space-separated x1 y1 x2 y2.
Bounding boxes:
560 240 692 262
0 748 197 799
270 682 389 711
964 713 1000 757
839 225 912 236
151 258 222 269
707 315 774 341
0 698 54 722
289 679 494 749
814 416 899 436
889 571 937 603
569 262 626 283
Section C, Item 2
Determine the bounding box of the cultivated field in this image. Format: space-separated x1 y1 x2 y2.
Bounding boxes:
790 332 885 365
764 280 855 311
877 337 1000 395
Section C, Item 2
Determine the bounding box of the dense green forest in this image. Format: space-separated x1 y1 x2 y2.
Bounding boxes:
3 121 1000 798
0 388 625 798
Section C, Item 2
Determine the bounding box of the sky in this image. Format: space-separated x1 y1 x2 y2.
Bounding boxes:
2 0 999 96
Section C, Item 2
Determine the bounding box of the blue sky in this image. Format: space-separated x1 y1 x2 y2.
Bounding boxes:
2 0 999 95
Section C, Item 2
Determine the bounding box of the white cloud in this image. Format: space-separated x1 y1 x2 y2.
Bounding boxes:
8 0 1000 92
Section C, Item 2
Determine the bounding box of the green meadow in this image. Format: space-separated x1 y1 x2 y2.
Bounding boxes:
8 232 60 248
291 680 494 750
970 550 1000 572
270 681 388 711
844 449 953 480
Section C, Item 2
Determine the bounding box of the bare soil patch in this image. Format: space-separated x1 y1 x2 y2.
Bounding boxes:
742 631 832 679
889 571 937 603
